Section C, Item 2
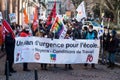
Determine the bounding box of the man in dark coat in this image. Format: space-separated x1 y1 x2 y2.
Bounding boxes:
5 33 16 76
107 30 117 69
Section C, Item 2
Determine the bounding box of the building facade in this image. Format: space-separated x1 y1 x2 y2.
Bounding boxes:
0 0 40 25
0 0 76 25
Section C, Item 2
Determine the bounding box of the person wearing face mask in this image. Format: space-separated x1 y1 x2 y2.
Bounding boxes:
19 26 31 71
64 33 73 70
100 26 110 65
84 25 97 69
20 26 31 37
82 26 88 39
85 25 97 39
107 30 117 69
72 23 81 40
35 30 48 70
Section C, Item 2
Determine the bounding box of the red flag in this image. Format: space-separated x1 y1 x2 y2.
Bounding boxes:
34 6 38 21
46 1 56 26
32 7 38 32
2 20 15 39
51 1 56 18
32 20 38 32
0 25 5 45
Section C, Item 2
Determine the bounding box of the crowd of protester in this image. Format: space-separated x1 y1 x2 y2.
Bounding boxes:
0 18 119 76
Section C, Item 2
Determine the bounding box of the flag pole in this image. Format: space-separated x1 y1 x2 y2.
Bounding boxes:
107 18 110 29
5 0 8 22
28 1 33 36
101 18 104 64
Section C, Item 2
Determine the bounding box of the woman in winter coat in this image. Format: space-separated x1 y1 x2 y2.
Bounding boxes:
107 30 117 69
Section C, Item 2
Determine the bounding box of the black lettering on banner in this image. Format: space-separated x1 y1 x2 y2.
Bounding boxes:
86 54 93 62
35 41 64 48
16 41 33 46
80 43 97 48
66 43 78 49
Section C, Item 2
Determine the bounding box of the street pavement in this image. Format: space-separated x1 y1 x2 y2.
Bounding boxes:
0 53 120 80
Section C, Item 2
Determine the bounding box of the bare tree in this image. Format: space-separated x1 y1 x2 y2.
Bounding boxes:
104 0 120 25
71 0 82 9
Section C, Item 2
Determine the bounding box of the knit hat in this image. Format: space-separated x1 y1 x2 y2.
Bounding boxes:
111 30 117 35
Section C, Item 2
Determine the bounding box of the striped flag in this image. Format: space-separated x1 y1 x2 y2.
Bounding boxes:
50 15 67 38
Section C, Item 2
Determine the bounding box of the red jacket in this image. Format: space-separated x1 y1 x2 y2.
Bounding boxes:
20 31 30 37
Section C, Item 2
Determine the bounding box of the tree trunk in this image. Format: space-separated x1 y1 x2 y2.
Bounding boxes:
117 10 120 26
113 11 118 25
100 0 104 18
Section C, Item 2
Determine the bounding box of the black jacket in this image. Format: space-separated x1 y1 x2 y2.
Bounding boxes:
5 33 15 56
108 37 117 53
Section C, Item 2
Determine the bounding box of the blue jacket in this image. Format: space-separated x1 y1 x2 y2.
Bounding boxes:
86 31 96 39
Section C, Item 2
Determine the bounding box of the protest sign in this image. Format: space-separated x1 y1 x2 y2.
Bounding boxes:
14 37 100 64
9 13 16 23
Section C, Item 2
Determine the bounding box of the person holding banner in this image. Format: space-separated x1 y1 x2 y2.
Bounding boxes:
19 26 31 71
107 30 117 69
82 26 88 39
35 30 48 70
64 33 73 70
11 23 19 36
11 23 16 31
84 25 97 69
5 33 16 76
100 26 110 65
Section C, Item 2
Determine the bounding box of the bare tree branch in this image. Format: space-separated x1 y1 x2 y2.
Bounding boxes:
104 0 114 10
71 0 82 9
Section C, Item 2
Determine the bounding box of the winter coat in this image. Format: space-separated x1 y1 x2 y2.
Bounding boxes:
108 37 118 53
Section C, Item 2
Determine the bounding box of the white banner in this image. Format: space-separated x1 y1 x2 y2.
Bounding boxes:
9 13 16 23
14 37 100 64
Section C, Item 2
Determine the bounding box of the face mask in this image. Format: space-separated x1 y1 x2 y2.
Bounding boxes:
19 29 22 32
72 28 74 30
89 29 93 32
25 29 29 31
40 21 44 24
105 30 108 34
17 27 20 30
110 33 112 36
44 35 48 38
